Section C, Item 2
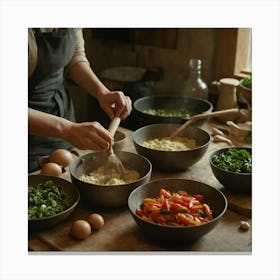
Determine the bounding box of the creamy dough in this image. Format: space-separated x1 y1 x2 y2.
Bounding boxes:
79 166 140 185
142 136 197 151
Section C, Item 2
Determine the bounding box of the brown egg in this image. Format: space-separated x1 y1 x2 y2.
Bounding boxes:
49 149 73 167
38 155 50 167
70 220 92 240
88 213 104 230
40 162 62 176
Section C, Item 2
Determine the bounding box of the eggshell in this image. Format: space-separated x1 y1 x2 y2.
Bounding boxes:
70 220 92 239
49 149 73 167
40 162 62 176
88 213 104 230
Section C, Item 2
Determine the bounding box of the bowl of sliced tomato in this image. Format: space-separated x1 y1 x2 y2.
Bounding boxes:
128 178 227 243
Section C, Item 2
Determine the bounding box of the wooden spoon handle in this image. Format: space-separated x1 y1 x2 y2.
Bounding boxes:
190 108 239 122
169 108 239 139
108 117 121 137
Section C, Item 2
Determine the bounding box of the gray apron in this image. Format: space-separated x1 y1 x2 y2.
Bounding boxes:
28 28 76 172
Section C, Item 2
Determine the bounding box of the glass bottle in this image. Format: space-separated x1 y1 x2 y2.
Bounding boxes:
182 58 209 100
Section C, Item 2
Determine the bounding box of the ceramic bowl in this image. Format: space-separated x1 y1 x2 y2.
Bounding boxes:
133 95 213 126
69 151 152 208
238 78 252 106
128 178 227 243
28 175 80 231
132 123 211 171
209 147 252 193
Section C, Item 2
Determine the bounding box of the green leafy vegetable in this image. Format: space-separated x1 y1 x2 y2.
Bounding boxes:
212 148 252 173
241 76 252 89
244 131 252 144
28 180 71 220
143 108 194 118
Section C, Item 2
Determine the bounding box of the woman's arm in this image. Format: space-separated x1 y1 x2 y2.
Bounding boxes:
68 61 132 120
28 108 113 150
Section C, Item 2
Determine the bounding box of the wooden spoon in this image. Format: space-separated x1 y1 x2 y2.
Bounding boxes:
169 108 239 139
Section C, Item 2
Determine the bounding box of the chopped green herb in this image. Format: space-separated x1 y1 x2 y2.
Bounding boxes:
244 131 252 144
212 148 252 173
197 209 207 218
241 76 252 89
143 108 194 118
28 180 71 220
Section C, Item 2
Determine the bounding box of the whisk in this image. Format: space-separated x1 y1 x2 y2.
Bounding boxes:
103 117 125 183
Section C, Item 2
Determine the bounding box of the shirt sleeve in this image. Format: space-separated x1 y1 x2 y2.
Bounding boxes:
64 28 90 76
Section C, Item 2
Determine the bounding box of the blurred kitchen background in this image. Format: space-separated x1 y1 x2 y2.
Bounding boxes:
68 28 252 130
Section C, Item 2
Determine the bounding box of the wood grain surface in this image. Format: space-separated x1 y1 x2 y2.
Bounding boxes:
28 121 252 253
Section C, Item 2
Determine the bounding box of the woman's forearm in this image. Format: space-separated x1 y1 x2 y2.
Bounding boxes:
28 107 113 150
67 61 109 100
28 108 72 139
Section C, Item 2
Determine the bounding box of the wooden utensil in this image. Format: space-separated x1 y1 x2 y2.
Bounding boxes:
169 108 239 139
103 118 125 183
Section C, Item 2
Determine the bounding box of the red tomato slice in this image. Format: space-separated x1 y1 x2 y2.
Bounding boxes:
160 188 171 199
136 208 143 217
178 190 188 196
193 194 204 201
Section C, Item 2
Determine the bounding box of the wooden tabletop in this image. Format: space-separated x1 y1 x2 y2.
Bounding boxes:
28 121 252 253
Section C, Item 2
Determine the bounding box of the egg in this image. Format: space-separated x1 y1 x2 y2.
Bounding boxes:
49 149 73 167
38 155 50 167
88 213 104 230
70 220 92 239
40 162 62 176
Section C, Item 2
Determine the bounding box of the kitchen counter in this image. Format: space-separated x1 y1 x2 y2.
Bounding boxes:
28 121 252 253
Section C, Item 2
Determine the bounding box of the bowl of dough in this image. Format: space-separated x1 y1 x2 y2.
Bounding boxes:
69 151 152 207
132 123 211 171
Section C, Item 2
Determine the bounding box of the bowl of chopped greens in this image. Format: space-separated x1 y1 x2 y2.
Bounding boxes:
133 95 213 127
128 178 227 243
28 175 80 230
238 76 252 105
209 147 252 193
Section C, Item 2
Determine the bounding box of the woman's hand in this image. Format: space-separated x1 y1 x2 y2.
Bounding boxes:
29 108 113 151
98 91 132 120
63 121 113 151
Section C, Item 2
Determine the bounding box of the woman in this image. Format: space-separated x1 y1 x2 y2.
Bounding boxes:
28 28 132 172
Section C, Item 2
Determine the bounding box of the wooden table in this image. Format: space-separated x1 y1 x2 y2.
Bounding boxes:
28 121 252 253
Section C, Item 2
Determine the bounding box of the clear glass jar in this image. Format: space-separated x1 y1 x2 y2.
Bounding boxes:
182 58 209 100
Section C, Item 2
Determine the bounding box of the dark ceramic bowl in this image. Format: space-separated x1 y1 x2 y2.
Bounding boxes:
28 175 80 231
238 79 252 106
69 151 152 208
209 147 252 193
132 123 211 171
133 95 213 126
128 178 227 243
